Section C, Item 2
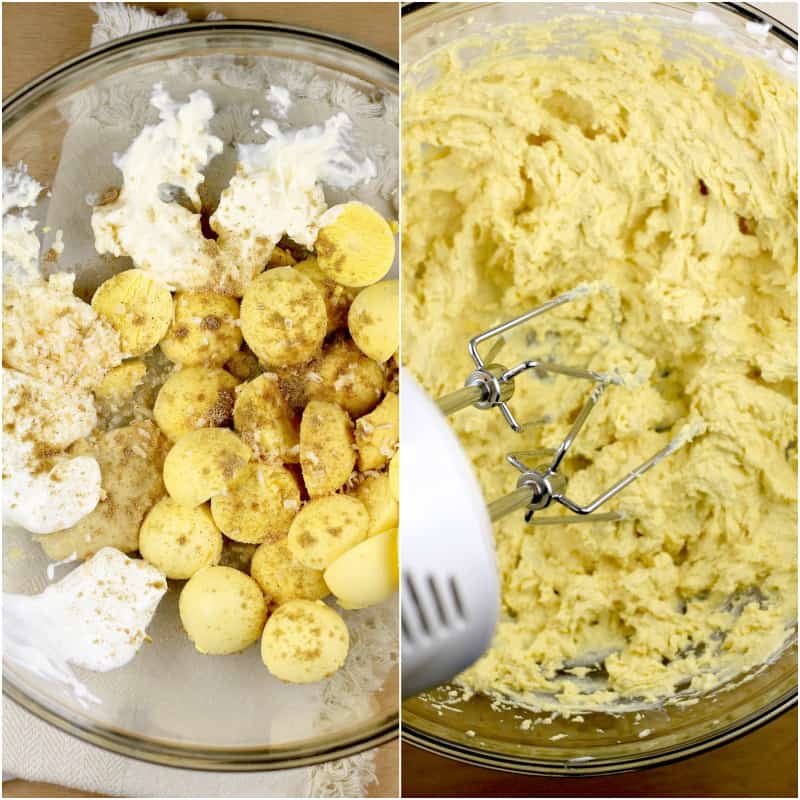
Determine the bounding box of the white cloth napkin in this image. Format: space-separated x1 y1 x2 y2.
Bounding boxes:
2 4 384 797
3 697 313 797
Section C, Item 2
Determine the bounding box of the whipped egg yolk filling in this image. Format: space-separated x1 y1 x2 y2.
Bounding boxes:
403 23 797 707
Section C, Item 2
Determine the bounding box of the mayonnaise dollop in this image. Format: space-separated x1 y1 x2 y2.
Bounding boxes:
4 548 167 705
3 368 102 534
3 272 122 391
91 84 376 295
91 83 224 291
2 163 42 284
212 112 376 278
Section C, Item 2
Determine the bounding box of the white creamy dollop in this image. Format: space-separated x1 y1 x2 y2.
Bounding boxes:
3 272 122 391
91 84 375 295
3 368 102 534
212 112 376 275
91 83 224 291
4 548 167 705
2 163 42 284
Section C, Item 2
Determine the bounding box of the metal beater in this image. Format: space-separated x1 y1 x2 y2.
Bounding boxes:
435 286 689 527
401 286 697 697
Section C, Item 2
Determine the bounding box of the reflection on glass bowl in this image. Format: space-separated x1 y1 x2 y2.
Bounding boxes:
3 21 398 771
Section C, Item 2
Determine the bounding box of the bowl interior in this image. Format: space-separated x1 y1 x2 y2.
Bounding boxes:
3 24 398 769
401 1 797 774
403 643 796 774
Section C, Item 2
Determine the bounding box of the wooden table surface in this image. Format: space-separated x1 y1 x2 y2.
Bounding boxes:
3 1 397 95
402 708 797 797
2 2 398 797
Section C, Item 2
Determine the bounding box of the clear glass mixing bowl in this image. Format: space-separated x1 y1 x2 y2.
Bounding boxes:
3 21 398 771
401 2 797 775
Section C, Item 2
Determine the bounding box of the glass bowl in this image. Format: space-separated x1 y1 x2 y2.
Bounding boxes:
3 21 398 771
401 2 796 776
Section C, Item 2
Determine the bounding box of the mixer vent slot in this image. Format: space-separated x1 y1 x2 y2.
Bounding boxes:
401 608 414 643
427 576 448 625
403 573 431 636
403 573 468 641
449 577 466 620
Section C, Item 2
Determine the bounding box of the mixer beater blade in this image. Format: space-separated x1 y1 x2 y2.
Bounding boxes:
435 286 697 526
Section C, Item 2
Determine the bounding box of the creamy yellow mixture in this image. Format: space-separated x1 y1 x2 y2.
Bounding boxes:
403 21 797 707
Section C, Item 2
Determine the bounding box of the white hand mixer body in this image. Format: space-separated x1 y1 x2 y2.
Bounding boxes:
401 373 499 699
401 286 699 698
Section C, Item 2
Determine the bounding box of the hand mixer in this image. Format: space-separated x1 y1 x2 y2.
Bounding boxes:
401 287 694 698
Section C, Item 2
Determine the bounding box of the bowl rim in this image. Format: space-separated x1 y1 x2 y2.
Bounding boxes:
3 18 397 112
401 0 798 44
399 0 797 776
402 682 797 776
3 18 398 772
